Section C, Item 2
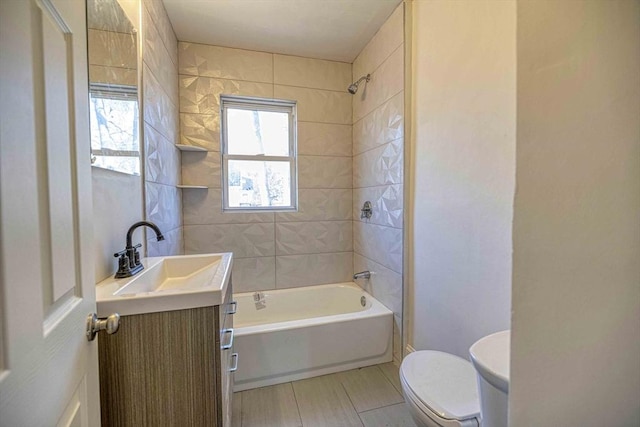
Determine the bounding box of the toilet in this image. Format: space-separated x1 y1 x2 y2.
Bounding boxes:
469 330 510 427
400 351 481 427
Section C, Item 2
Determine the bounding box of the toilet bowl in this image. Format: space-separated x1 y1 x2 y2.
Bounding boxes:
400 351 481 427
469 330 510 427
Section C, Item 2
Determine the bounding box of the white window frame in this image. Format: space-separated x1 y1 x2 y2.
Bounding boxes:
220 95 298 212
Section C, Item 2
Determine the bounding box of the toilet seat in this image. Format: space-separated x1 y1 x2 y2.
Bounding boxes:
400 351 480 426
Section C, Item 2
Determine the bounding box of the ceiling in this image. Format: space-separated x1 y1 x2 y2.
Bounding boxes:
162 0 402 63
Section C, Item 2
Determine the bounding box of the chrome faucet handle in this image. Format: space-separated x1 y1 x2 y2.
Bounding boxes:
353 271 371 280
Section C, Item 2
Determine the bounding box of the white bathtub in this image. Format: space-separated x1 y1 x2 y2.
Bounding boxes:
233 282 393 391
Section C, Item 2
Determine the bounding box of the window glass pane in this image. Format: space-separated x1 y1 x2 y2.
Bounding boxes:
92 155 140 175
90 91 140 175
227 160 291 208
226 108 289 156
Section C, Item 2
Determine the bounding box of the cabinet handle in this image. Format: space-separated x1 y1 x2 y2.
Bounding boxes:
229 353 239 372
226 300 237 315
221 328 234 350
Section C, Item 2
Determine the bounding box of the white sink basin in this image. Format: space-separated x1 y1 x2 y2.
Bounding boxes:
96 253 233 316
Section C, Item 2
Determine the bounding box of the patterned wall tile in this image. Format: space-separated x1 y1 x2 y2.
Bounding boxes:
142 0 178 66
232 257 276 292
179 42 273 82
147 226 183 257
179 75 273 114
89 65 137 86
181 151 221 187
179 113 219 151
183 189 274 225
298 156 352 189
88 29 137 69
353 221 402 273
353 91 404 156
275 221 352 255
142 5 178 105
276 252 353 288
274 85 352 124
145 123 180 186
184 223 275 258
274 54 351 91
143 63 178 143
353 4 404 84
353 253 403 321
353 184 403 229
276 189 352 222
353 139 403 188
145 182 182 233
298 122 352 157
353 45 404 123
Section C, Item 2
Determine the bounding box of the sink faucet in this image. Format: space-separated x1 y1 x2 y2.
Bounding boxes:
114 221 165 279
353 271 371 280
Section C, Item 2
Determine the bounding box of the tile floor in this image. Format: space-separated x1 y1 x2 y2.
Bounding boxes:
232 363 418 427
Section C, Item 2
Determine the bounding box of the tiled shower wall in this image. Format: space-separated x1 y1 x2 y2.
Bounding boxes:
352 4 405 362
141 0 183 256
177 43 354 292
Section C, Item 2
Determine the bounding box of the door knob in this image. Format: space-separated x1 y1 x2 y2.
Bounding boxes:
86 313 120 341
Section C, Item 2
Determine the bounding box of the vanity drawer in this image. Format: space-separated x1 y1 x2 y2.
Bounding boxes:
218 278 235 427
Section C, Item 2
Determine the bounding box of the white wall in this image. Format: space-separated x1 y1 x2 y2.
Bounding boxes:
510 1 640 425
409 0 515 358
92 168 144 282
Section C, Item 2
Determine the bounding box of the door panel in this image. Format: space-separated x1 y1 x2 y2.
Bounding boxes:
0 0 100 425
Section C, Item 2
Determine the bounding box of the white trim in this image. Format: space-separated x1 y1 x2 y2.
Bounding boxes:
220 95 298 212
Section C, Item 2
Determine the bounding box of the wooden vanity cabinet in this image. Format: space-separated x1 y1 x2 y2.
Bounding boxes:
98 279 235 427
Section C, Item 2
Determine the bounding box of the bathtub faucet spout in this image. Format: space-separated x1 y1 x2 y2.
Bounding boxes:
353 271 371 280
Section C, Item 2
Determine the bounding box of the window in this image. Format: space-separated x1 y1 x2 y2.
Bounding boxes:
221 95 297 211
89 83 140 175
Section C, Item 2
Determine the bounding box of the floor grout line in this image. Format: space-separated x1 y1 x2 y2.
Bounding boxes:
338 375 365 427
289 381 304 427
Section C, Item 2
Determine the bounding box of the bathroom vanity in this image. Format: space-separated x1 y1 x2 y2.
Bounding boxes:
95 253 235 427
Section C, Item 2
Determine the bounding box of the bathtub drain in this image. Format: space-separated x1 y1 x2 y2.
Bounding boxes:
360 296 366 307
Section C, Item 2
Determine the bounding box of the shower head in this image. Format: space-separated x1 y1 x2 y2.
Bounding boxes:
348 74 371 94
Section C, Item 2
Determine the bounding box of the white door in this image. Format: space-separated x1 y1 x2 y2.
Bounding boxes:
0 0 101 425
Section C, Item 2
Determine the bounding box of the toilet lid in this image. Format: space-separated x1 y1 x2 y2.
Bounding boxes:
400 351 480 421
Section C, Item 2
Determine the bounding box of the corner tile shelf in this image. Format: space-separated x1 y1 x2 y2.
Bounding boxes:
176 144 208 152
177 185 208 189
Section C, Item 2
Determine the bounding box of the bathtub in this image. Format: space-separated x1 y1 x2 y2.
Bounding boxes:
233 282 393 391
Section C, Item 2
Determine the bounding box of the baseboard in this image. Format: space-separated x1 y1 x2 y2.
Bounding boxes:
406 345 416 354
